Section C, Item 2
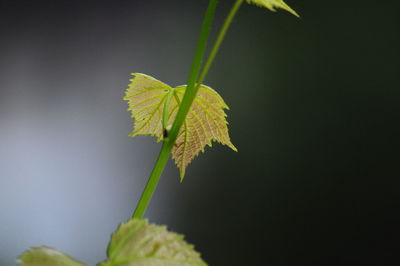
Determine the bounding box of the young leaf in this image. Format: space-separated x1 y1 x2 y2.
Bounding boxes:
172 85 237 179
17 246 86 266
124 73 174 142
124 73 237 180
101 218 207 266
246 0 299 17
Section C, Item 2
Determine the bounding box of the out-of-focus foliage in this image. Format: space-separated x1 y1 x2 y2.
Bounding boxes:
18 247 85 266
246 0 299 17
100 218 207 266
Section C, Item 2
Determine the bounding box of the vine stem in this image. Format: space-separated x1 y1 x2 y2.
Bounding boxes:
132 0 244 219
197 0 244 86
132 0 218 219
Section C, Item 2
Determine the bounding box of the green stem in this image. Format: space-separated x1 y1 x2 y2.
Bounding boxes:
168 0 244 144
197 0 244 86
132 141 170 219
132 0 244 219
132 0 218 219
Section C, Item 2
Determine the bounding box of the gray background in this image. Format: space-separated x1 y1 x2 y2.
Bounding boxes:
1 0 399 265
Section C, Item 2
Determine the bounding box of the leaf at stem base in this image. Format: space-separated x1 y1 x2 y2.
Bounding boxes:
101 218 207 266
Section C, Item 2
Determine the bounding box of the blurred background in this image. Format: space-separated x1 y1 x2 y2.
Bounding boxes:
0 0 399 265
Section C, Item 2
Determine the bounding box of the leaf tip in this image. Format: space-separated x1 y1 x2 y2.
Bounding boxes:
179 170 186 182
231 145 238 152
225 139 238 152
247 0 300 18
287 7 300 18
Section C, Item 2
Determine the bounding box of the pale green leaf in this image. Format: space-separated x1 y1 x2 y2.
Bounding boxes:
124 73 236 180
100 218 207 266
17 246 86 266
172 85 237 179
246 0 299 17
124 73 174 142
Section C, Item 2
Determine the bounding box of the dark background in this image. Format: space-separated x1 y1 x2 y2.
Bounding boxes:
1 0 399 265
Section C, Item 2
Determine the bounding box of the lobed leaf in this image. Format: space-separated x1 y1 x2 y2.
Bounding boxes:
246 0 299 17
172 85 237 179
101 218 207 266
17 246 85 266
124 73 174 142
124 73 236 180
